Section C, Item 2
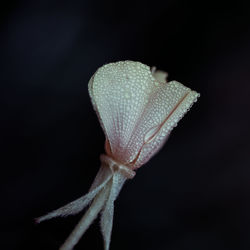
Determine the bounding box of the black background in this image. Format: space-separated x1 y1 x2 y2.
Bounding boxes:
1 0 250 250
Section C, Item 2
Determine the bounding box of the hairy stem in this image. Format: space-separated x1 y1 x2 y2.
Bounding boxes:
59 182 111 250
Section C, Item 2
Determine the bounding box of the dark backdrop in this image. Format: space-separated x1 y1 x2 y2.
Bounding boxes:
1 1 250 250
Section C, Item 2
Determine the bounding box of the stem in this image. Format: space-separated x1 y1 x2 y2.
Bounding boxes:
59 182 111 250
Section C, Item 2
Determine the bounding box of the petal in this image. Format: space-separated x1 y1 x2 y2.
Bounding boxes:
151 67 168 83
132 82 200 168
124 80 199 168
88 61 160 163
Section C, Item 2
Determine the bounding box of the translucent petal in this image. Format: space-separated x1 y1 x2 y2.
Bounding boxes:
133 83 200 167
123 80 199 167
88 61 159 164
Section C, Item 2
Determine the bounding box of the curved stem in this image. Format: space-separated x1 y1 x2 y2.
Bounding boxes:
59 182 111 250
